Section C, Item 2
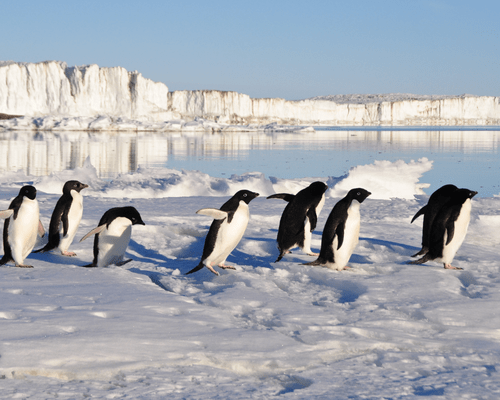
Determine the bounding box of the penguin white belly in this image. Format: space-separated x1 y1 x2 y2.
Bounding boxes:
58 191 83 252
303 194 325 253
328 201 361 271
206 202 249 266
9 198 39 264
97 217 132 268
441 199 471 264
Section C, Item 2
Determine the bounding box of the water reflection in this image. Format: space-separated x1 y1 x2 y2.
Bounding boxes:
0 130 499 195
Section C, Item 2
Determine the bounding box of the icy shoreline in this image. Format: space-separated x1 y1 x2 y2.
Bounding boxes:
1 61 500 131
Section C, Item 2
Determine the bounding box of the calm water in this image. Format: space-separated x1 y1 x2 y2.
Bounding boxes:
0 129 499 197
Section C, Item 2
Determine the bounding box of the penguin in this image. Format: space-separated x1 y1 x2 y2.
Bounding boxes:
267 181 327 262
79 206 145 268
0 185 45 268
186 189 259 276
306 188 371 271
409 188 477 270
410 184 458 257
34 180 88 256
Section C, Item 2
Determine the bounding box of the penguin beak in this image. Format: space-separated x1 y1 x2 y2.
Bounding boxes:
81 184 89 189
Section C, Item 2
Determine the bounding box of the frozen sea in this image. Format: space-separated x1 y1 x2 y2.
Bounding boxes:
0 128 499 399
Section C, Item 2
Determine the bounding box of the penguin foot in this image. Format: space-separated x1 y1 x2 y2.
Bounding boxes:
306 251 319 257
81 263 98 268
444 263 463 270
206 265 220 276
219 264 236 270
343 266 352 270
16 264 34 268
61 251 77 257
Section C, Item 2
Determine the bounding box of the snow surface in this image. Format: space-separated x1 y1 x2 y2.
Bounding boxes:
1 158 499 399
1 61 500 129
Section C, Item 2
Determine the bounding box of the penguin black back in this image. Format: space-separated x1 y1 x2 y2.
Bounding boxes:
411 184 458 257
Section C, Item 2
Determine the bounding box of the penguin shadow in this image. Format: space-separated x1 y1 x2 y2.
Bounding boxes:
27 250 92 267
360 236 419 265
127 239 171 266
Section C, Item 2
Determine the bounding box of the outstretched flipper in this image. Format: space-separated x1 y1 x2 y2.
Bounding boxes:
80 225 106 242
410 205 427 224
196 208 228 220
267 193 295 202
0 209 14 219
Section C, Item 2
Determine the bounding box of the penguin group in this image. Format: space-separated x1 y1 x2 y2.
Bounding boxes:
0 181 144 269
0 180 477 274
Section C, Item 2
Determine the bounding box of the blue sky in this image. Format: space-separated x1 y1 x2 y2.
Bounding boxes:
1 0 499 100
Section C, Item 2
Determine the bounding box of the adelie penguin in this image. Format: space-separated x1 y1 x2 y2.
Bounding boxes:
268 181 327 262
79 206 145 268
409 188 477 270
410 184 458 257
34 180 88 256
306 188 371 271
0 185 45 268
186 190 259 276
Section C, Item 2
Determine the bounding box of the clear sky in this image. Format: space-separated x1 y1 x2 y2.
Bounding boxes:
1 0 499 100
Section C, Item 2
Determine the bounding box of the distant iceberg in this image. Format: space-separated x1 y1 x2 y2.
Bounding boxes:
1 61 499 131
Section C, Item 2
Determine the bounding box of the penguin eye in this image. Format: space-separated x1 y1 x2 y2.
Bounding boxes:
243 193 247 197
357 192 361 196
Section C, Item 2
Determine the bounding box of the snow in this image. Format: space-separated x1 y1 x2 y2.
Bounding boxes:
1 61 500 129
1 158 499 398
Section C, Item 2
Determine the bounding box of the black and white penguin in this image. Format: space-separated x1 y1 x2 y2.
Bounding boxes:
35 180 88 256
268 181 327 262
306 188 371 271
0 185 45 268
409 188 477 270
79 206 145 268
410 184 458 257
186 190 259 276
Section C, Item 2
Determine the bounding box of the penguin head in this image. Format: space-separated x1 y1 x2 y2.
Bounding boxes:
19 185 37 200
63 180 89 194
235 190 260 205
348 188 371 203
309 181 328 196
452 188 478 203
124 206 146 226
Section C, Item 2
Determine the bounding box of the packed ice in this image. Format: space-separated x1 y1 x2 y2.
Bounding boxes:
0 157 499 398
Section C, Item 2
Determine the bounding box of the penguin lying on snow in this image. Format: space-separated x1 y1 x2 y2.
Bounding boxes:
410 184 458 257
268 181 327 262
0 186 45 268
35 180 88 256
409 188 477 270
306 188 371 271
186 190 259 276
80 206 145 268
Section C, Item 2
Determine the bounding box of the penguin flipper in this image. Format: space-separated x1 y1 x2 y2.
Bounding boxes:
196 208 228 220
0 209 14 219
80 225 106 242
411 205 427 223
266 193 295 202
306 207 318 231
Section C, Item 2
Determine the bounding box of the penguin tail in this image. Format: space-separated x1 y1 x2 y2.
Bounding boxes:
33 244 56 253
408 254 431 265
0 255 12 266
80 263 98 268
185 262 205 275
411 247 428 258
303 259 323 266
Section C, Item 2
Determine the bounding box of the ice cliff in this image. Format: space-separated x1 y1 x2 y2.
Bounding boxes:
1 61 499 130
